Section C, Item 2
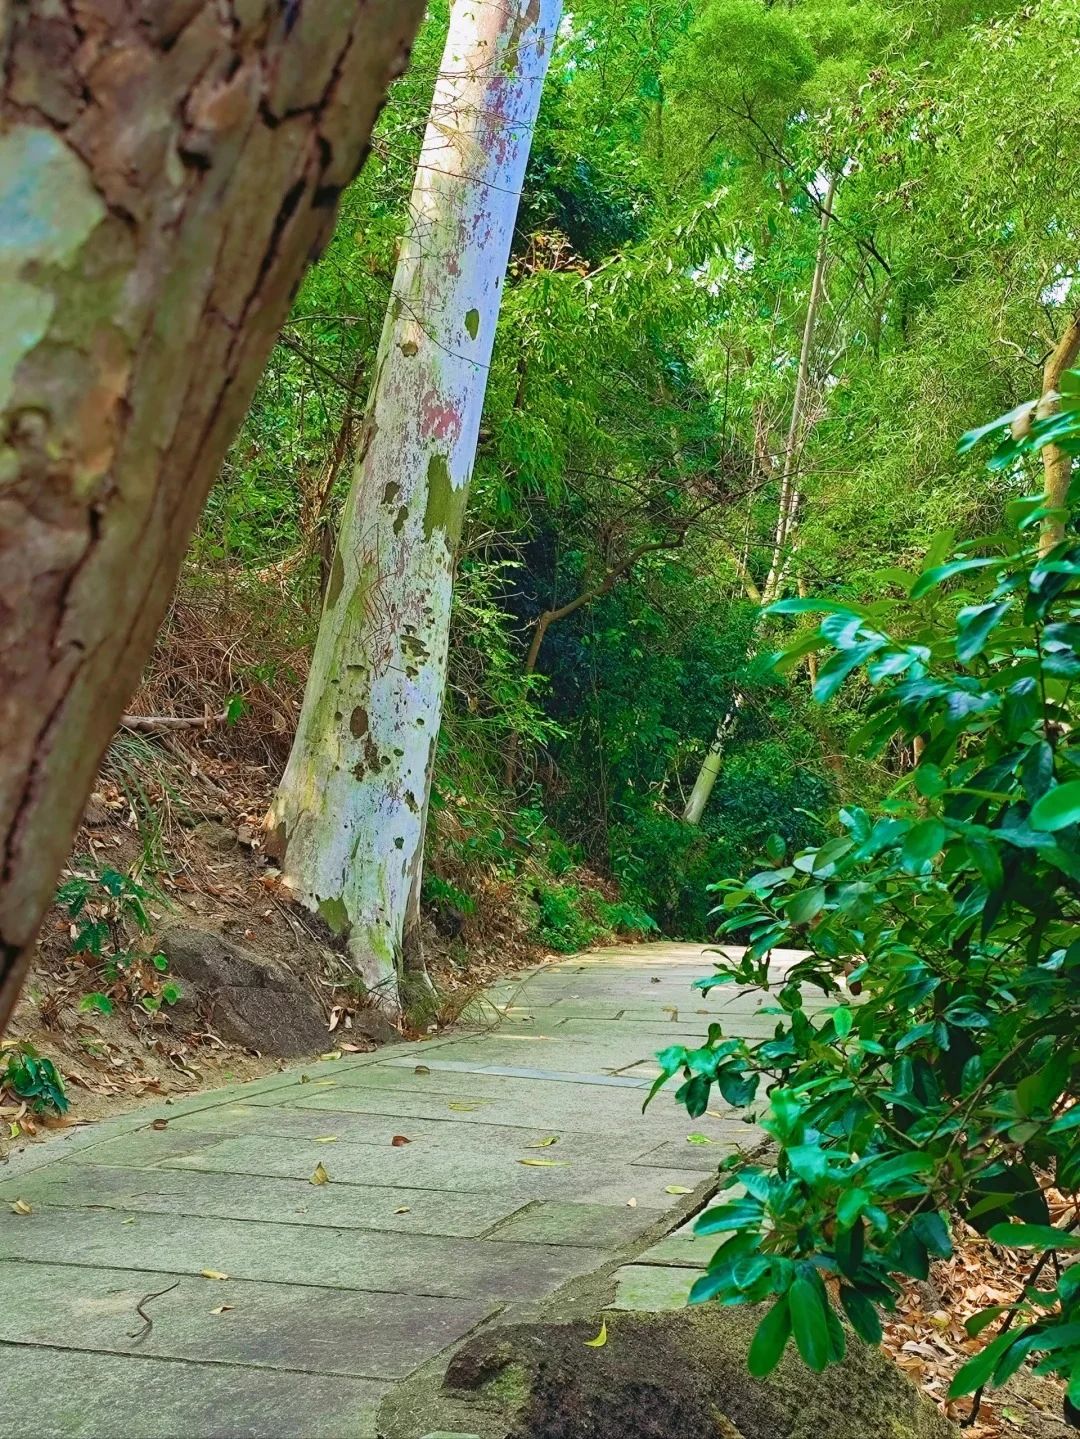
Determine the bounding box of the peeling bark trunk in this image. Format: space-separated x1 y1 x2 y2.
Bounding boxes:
1037 305 1080 554
682 695 744 827
0 1 424 1034
267 0 562 1010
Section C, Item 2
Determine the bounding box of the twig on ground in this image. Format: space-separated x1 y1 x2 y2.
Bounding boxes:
127 1279 181 1344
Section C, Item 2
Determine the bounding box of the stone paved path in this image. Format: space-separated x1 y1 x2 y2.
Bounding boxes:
0 943 782 1438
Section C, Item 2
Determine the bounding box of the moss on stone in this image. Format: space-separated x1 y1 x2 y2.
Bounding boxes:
441 1308 958 1439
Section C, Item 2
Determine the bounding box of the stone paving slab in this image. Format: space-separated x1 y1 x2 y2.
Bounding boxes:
0 1343 389 1439
0 1162 525 1236
0 1258 495 1379
0 1206 608 1301
634 1214 727 1268
0 942 771 1438
150 1132 710 1208
609 1261 701 1311
163 1102 663 1162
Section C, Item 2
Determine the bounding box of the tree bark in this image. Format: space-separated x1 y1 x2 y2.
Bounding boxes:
762 173 837 605
0 1 424 1035
1037 305 1080 554
267 0 563 1010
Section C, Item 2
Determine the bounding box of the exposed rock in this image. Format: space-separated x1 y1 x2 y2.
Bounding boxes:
160 925 329 1057
350 1006 401 1046
441 1308 958 1439
189 820 241 852
82 792 111 826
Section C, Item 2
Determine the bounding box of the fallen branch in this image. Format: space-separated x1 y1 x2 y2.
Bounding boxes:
119 712 227 733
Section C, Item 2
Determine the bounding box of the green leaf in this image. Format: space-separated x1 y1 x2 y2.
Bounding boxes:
840 1286 882 1344
789 1276 830 1372
913 1211 952 1259
955 601 1011 663
901 819 945 873
948 1331 1020 1398
832 1006 853 1039
1030 781 1080 833
748 1297 792 1377
786 886 826 924
836 1188 868 1231
787 1143 828 1186
987 1222 1080 1250
909 556 1001 599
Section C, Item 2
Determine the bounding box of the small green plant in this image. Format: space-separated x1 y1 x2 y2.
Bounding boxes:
57 862 180 1018
599 898 659 936
532 882 603 953
2 1042 68 1115
422 873 477 917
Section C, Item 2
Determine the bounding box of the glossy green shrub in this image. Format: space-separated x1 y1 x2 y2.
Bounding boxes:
652 383 1080 1411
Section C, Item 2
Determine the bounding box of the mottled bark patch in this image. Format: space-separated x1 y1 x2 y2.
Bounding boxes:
317 896 350 936
423 451 466 541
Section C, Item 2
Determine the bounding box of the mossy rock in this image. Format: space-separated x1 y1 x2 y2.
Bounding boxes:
439 1307 957 1439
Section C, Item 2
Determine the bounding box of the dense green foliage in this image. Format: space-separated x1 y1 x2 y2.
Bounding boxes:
654 391 1080 1406
188 0 1079 944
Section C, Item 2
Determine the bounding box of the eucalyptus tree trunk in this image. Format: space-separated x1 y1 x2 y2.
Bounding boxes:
267 0 563 1009
0 0 423 1036
683 176 837 827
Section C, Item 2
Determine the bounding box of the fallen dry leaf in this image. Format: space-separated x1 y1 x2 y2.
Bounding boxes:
313 1136 338 1144
527 1135 559 1148
10 1198 32 1215
200 1269 229 1281
310 1163 330 1186
448 1101 481 1112
414 1065 431 1076
517 1158 568 1167
391 1135 411 1147
394 1206 411 1215
664 1185 694 1196
210 1305 235 1315
584 1320 608 1348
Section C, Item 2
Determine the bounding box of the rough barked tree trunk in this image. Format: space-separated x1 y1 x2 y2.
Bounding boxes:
683 175 838 827
267 0 563 1009
1037 304 1080 555
0 3 425 1035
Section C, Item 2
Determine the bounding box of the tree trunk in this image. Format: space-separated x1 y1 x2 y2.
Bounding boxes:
762 173 837 605
0 0 424 1035
267 0 562 1010
683 174 837 826
682 694 744 826
1037 305 1080 554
